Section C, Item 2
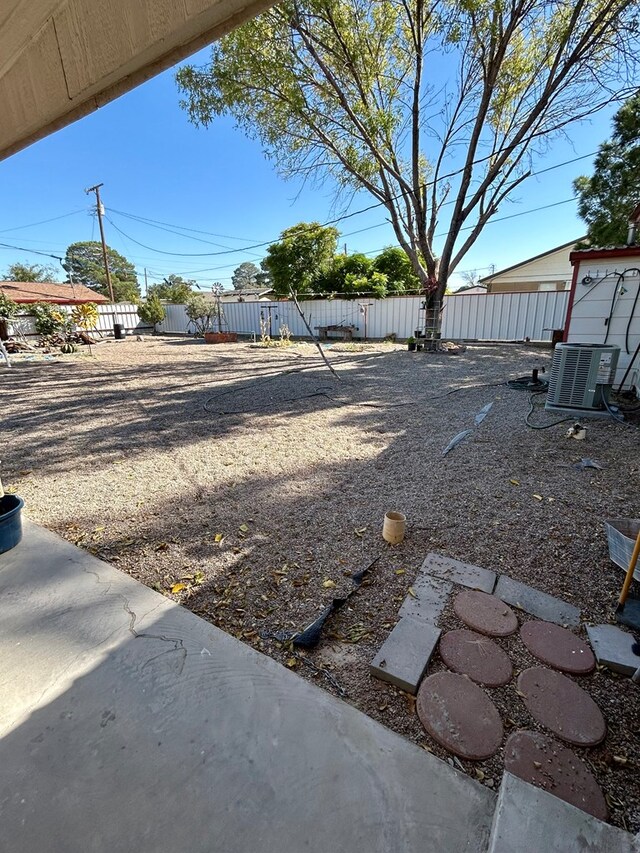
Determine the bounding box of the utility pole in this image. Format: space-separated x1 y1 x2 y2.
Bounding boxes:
144 268 148 296
85 183 114 303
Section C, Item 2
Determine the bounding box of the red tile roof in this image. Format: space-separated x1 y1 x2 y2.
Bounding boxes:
0 281 109 304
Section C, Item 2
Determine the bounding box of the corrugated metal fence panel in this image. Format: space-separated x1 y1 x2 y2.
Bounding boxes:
8 302 147 336
95 303 145 333
151 290 569 342
159 303 193 334
222 296 424 339
441 291 569 341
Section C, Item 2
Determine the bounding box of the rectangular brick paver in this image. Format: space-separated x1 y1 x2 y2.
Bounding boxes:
421 553 496 594
370 616 441 694
494 575 580 627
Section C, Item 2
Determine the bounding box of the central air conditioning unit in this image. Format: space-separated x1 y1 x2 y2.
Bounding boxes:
545 343 620 415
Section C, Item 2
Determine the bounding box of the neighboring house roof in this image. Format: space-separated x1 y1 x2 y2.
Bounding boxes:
0 281 108 304
479 238 585 284
452 285 487 294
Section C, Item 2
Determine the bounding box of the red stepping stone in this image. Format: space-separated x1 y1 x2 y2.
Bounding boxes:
517 667 606 746
453 590 518 637
505 730 607 820
520 621 595 674
416 672 503 760
439 629 512 687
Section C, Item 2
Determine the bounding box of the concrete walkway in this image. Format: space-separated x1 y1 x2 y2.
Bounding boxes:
0 521 494 853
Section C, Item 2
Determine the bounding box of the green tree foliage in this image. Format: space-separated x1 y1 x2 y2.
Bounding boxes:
30 302 66 337
137 294 166 331
177 0 638 302
263 222 338 297
255 260 272 290
4 261 60 282
148 274 195 303
184 293 216 335
64 242 140 302
574 93 640 247
0 292 19 320
232 262 261 291
372 247 419 294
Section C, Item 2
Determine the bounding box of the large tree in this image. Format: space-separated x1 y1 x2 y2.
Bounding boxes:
177 0 638 303
148 274 195 303
574 93 640 247
64 241 140 302
263 222 338 296
232 261 261 291
4 261 60 282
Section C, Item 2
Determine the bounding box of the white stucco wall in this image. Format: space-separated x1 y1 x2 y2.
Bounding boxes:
566 254 640 390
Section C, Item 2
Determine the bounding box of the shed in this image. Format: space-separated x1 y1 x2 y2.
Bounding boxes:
0 281 108 305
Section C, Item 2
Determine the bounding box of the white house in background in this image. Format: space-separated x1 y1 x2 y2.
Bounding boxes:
203 289 274 303
480 238 585 293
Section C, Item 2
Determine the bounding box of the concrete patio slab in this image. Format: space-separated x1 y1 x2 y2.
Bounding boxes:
488 773 636 853
0 521 496 853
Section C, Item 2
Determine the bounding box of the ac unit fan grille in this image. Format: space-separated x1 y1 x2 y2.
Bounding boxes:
548 349 594 406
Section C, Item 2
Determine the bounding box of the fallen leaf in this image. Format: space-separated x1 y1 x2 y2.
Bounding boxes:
408 586 417 598
193 571 205 585
171 582 187 594
93 525 105 533
354 526 367 537
214 533 224 543
285 657 297 668
509 479 520 486
378 702 388 711
475 769 485 781
322 579 336 589
533 761 542 769
613 755 628 766
533 494 543 501
394 569 406 575
239 523 249 533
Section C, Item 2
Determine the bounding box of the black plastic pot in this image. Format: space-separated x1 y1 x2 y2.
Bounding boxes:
0 494 24 554
407 341 416 351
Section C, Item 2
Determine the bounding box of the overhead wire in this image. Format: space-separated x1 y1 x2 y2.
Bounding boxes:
101 148 597 260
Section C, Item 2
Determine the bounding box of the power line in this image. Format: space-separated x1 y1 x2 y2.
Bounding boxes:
0 241 65 260
0 209 87 234
102 149 597 259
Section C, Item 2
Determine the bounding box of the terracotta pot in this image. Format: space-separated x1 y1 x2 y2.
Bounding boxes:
204 332 238 344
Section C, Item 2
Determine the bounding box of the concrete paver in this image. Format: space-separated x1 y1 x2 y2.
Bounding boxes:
370 616 440 694
494 575 580 627
421 553 496 594
504 730 607 820
398 574 452 624
439 629 512 687
488 773 636 853
517 667 606 747
0 521 497 853
520 621 594 674
417 672 503 761
586 624 640 676
454 590 518 637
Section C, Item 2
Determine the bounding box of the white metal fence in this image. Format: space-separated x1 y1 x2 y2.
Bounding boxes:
7 291 570 343
8 302 150 337
158 290 569 342
442 290 569 342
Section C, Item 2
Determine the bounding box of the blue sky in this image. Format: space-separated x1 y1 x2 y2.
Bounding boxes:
0 47 616 292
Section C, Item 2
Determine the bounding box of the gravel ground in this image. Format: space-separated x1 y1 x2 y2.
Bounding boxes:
2 336 639 829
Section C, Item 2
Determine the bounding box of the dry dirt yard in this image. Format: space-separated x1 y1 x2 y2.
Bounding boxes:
2 336 639 829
